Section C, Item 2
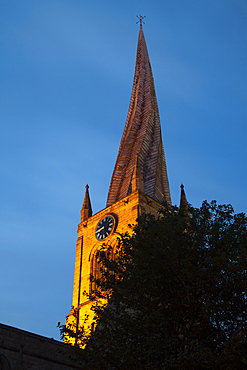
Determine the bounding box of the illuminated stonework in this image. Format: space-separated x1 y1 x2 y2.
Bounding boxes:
66 25 171 346
66 190 163 345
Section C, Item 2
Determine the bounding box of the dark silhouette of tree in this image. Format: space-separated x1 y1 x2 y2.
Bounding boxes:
60 201 247 369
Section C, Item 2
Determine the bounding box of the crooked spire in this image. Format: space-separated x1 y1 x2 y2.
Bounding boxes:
80 185 93 222
106 25 171 207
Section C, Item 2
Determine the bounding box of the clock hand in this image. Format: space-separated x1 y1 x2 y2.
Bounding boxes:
96 226 105 233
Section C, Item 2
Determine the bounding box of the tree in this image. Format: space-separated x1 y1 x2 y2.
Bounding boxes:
61 201 247 369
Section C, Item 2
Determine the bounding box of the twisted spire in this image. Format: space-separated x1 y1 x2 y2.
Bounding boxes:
107 26 171 206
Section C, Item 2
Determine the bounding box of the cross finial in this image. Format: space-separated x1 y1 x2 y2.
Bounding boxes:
136 15 146 25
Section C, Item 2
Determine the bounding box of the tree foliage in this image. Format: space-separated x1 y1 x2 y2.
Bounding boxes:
62 201 247 369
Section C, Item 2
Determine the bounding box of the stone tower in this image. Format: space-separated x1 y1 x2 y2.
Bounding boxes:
67 25 171 343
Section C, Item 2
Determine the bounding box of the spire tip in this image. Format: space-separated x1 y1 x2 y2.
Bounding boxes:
136 15 146 25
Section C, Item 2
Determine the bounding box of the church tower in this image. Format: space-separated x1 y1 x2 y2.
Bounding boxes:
67 24 171 343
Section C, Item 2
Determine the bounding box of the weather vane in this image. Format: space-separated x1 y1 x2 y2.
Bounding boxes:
136 15 146 25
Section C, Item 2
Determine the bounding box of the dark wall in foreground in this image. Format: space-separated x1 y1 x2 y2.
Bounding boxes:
0 324 83 369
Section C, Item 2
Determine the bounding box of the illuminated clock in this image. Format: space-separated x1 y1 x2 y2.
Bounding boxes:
95 215 116 240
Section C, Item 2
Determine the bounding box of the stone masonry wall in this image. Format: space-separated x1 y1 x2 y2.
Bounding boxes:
0 324 83 369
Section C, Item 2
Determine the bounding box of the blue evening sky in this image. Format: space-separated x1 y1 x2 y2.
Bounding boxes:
0 0 246 340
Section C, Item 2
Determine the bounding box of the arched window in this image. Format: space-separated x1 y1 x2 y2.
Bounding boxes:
90 251 102 292
90 242 116 292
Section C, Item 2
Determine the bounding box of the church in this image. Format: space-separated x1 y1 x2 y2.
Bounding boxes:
0 22 187 368
66 21 187 344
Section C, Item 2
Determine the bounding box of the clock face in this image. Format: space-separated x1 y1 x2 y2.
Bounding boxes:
95 215 115 240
